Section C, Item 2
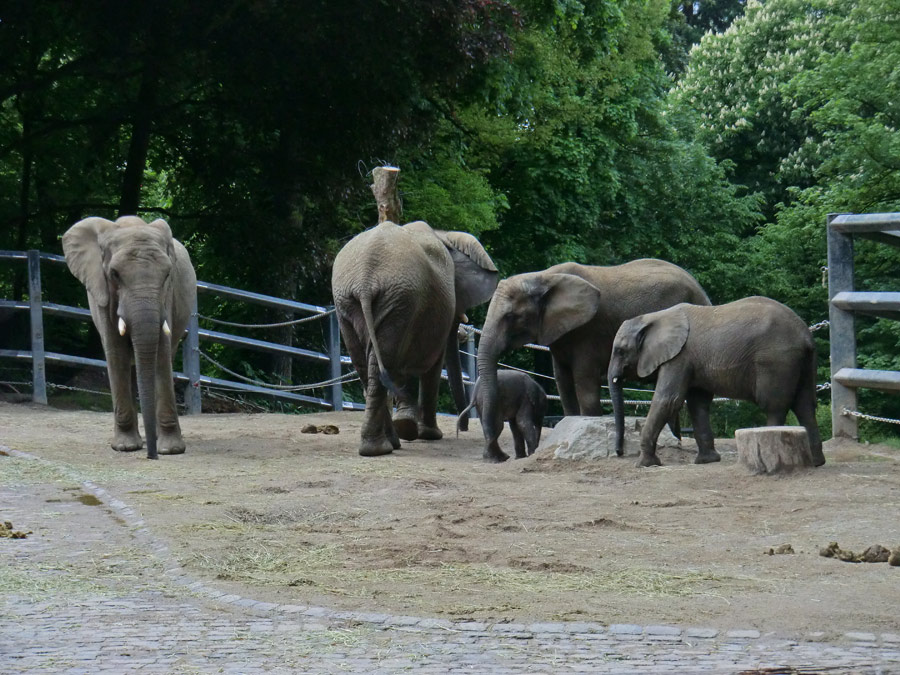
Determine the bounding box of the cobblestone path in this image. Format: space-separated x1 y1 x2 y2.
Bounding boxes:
1 446 898 674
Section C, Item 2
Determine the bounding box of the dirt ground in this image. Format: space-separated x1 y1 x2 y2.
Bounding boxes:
2 400 899 638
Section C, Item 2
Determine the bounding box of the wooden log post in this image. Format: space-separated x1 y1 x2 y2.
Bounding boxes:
371 166 402 224
735 426 814 475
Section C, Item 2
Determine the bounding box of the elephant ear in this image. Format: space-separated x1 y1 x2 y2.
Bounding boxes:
62 217 116 306
435 229 499 311
637 306 690 378
537 273 603 345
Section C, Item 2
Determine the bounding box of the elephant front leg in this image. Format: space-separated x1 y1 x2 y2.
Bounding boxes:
416 359 444 441
360 351 395 457
686 389 719 464
508 420 527 459
106 334 142 452
155 339 185 455
552 354 580 417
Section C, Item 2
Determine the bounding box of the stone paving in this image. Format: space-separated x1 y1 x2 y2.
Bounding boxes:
1 445 899 674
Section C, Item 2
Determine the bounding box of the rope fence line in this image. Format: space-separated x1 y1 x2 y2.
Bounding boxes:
842 408 900 426
197 349 359 391
195 308 335 329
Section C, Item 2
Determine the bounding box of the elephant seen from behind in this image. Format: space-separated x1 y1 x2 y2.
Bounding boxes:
62 216 197 460
476 259 709 462
607 296 824 468
456 370 548 459
332 221 498 457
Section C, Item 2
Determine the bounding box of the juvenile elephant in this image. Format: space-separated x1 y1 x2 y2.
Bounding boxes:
607 296 824 468
62 216 197 460
332 220 497 457
476 259 709 462
456 370 547 459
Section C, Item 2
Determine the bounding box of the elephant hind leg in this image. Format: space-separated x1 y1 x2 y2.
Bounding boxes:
686 389 719 464
360 350 394 457
792 389 824 467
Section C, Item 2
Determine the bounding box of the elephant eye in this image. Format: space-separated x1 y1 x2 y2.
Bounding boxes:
109 268 121 282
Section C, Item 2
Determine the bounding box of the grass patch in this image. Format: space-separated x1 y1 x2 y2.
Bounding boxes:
0 546 159 601
191 542 343 584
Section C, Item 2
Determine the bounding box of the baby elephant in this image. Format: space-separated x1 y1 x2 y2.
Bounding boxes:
457 370 547 460
608 296 824 468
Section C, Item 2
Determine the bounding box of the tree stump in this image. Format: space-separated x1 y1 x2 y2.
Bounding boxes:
370 166 402 223
735 426 814 475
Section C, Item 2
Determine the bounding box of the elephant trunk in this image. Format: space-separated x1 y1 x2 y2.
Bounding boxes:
475 334 503 444
608 361 626 457
130 307 161 460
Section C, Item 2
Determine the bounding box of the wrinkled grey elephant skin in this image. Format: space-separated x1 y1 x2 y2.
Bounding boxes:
476 259 710 462
457 370 548 459
608 296 824 468
62 216 197 460
332 221 497 457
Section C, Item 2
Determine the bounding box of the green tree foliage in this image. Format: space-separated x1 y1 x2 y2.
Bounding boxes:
671 0 900 434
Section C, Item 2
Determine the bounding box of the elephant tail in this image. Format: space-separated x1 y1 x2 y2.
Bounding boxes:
456 377 480 437
360 293 398 395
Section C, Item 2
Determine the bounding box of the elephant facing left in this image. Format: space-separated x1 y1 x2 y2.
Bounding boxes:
63 216 197 460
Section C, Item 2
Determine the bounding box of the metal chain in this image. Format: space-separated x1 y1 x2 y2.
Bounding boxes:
842 408 900 426
817 382 831 391
196 308 334 329
808 319 830 332
197 349 359 391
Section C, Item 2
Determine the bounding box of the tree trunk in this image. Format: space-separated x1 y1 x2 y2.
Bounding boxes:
736 426 814 475
118 18 164 216
371 166 402 223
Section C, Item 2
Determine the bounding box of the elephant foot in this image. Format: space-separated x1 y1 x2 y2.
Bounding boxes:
359 438 394 457
392 414 419 442
417 424 443 441
483 441 508 463
694 450 721 464
111 430 143 453
636 453 662 468
458 417 469 432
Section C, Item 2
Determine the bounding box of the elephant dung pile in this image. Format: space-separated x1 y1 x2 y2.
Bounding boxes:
0 521 31 539
819 541 900 565
539 415 679 460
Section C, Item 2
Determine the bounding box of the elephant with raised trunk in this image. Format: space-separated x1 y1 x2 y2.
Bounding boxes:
63 216 197 460
607 296 824 468
456 370 547 459
332 221 497 457
476 260 709 462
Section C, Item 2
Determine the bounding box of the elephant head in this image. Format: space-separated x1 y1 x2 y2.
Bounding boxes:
63 216 182 460
476 271 603 460
608 305 690 455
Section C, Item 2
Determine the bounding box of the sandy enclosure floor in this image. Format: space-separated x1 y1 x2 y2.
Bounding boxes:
2 401 899 638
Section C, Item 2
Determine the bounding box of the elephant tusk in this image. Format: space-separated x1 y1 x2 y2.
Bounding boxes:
118 317 127 336
162 320 171 336
612 377 619 384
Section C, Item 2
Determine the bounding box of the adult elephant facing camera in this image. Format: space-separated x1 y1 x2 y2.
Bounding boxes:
62 216 197 460
332 221 498 457
607 297 824 468
476 260 709 462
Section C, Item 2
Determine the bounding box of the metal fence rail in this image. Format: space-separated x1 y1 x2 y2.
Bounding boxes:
827 212 900 438
0 249 370 412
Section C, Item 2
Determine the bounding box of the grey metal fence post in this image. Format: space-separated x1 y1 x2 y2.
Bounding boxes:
465 328 477 419
327 308 343 411
184 296 202 414
827 213 857 439
27 250 48 404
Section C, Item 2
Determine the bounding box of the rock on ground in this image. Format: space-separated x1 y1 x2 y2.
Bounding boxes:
539 415 680 460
